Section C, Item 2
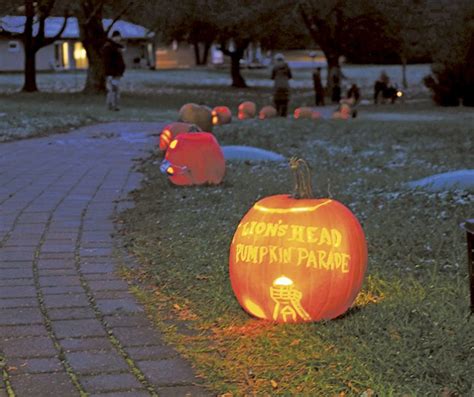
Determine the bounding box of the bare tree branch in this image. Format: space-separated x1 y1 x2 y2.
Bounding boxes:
42 11 70 47
105 0 137 35
84 0 106 25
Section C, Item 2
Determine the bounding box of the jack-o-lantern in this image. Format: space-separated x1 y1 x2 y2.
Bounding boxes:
229 158 367 323
157 122 202 151
332 103 352 120
294 107 321 120
160 132 225 186
178 103 213 132
238 101 257 120
212 106 232 125
258 105 277 120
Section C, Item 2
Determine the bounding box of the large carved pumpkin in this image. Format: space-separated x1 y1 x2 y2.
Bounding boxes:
258 105 277 120
294 107 321 120
229 158 367 323
238 101 257 120
157 122 201 151
160 132 225 186
212 106 232 125
178 103 213 132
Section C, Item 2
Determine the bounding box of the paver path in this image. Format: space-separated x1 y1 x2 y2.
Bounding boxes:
0 123 211 397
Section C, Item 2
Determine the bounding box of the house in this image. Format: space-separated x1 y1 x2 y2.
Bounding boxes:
0 16 155 72
155 40 269 70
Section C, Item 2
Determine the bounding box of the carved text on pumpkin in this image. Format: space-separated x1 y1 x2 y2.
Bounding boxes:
235 244 350 273
239 221 342 247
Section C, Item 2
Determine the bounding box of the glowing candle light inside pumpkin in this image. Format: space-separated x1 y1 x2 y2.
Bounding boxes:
273 275 293 286
212 111 219 125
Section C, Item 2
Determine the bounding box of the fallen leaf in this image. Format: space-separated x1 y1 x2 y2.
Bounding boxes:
290 339 301 346
271 379 278 389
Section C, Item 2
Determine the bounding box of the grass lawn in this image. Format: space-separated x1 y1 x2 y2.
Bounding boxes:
118 114 473 393
1 65 473 395
0 64 433 141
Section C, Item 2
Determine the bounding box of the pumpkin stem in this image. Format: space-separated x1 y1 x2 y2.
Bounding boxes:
289 157 313 199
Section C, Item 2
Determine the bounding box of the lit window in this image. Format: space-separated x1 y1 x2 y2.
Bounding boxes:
73 42 88 69
62 42 70 68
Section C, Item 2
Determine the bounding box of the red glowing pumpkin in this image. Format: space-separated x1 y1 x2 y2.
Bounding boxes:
212 106 232 125
178 103 213 131
229 158 367 323
258 105 277 120
157 122 202 151
294 107 321 120
238 101 257 120
160 132 225 186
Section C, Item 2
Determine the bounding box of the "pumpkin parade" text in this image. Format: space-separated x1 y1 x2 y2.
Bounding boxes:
234 221 352 273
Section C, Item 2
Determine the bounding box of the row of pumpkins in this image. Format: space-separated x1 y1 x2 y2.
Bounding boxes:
177 100 354 133
158 101 353 186
158 103 367 324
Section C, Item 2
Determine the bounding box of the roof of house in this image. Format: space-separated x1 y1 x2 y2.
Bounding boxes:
0 16 154 40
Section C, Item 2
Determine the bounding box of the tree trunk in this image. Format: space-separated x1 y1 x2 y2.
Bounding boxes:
78 1 107 94
83 44 106 93
23 49 38 92
193 42 202 65
202 42 211 65
22 0 37 92
401 54 408 89
325 53 341 98
230 52 246 88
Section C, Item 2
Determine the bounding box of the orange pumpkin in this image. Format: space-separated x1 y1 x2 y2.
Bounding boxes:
212 106 232 125
238 101 257 120
160 132 225 186
157 122 202 151
294 107 321 120
332 103 352 120
258 105 277 120
229 158 367 323
178 103 213 131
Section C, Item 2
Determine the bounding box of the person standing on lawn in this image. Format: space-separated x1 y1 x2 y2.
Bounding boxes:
312 67 325 106
103 30 125 111
271 53 292 117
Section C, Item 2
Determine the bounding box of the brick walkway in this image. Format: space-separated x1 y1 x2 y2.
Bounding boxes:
0 123 211 396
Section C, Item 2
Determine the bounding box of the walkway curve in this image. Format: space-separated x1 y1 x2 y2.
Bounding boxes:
0 123 211 396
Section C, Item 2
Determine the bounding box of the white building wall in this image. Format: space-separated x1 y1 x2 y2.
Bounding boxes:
0 38 23 71
0 38 57 71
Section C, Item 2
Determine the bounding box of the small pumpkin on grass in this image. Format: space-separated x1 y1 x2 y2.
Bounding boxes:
294 107 321 120
178 103 213 131
229 157 367 323
332 103 352 120
258 105 277 120
157 122 201 151
212 106 232 125
238 101 257 120
160 132 225 186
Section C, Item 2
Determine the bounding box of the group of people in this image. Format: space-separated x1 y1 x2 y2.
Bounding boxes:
106 42 398 115
271 54 403 117
270 54 361 117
